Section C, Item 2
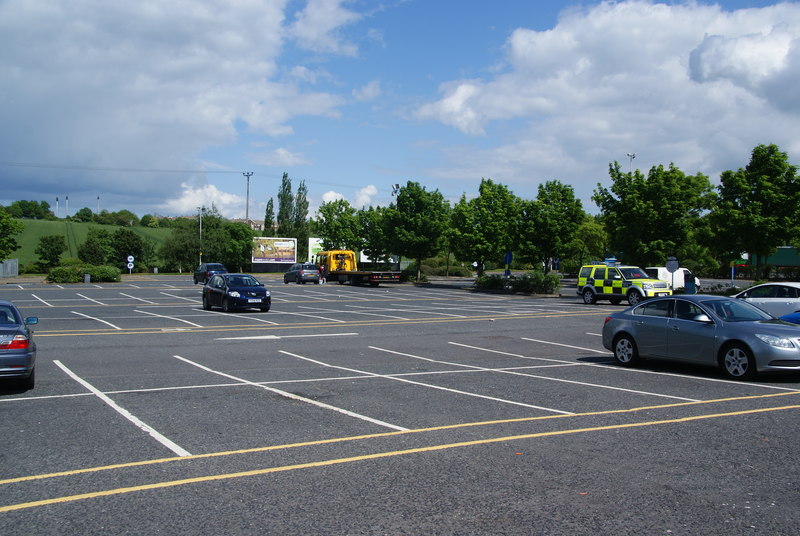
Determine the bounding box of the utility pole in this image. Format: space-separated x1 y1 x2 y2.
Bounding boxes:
243 172 254 221
626 153 636 173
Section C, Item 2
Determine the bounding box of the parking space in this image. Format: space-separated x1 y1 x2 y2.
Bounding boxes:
2 278 800 533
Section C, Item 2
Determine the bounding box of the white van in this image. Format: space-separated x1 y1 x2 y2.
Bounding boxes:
644 267 700 291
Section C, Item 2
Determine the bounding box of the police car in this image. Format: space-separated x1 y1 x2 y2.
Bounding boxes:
577 261 672 305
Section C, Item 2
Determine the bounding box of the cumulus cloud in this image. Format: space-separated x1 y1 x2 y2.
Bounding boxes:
415 1 800 202
160 182 246 218
249 148 311 167
355 184 378 207
353 80 382 102
289 0 362 55
321 190 344 203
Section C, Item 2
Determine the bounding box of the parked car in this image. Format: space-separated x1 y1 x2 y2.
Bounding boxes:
284 262 321 284
0 300 38 390
202 274 271 312
602 294 800 380
193 263 227 284
733 282 800 317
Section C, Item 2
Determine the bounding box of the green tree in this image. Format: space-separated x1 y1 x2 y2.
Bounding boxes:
563 214 609 270
0 211 24 261
78 228 115 265
222 221 254 272
593 162 715 267
263 198 275 234
276 172 295 237
35 235 68 269
111 228 154 270
73 207 95 223
294 180 310 261
709 144 800 279
518 180 583 271
159 218 200 273
450 178 519 276
384 181 450 281
6 200 53 219
357 206 391 264
314 198 360 250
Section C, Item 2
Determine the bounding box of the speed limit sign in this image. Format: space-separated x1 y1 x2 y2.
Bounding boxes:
127 255 135 263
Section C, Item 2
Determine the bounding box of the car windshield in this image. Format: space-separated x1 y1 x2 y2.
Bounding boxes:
228 276 261 287
619 267 648 279
701 298 773 322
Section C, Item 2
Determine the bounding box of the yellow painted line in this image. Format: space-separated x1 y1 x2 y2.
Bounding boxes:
2 390 798 486
2 402 799 513
33 310 610 338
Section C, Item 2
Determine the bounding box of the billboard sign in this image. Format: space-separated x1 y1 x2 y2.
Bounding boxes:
308 238 324 262
252 237 296 264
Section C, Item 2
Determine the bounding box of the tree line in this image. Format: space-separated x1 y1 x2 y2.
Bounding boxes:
1 143 797 280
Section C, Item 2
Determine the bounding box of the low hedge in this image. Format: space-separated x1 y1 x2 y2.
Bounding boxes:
47 265 122 283
475 271 561 294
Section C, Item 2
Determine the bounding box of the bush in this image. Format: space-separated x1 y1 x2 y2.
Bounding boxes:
474 271 561 294
47 264 122 283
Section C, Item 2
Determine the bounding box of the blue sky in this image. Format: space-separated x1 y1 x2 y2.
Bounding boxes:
1 0 799 219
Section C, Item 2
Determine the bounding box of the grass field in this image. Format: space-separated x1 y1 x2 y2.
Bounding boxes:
12 219 173 266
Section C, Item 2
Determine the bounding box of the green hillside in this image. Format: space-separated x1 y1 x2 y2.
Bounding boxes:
12 219 173 266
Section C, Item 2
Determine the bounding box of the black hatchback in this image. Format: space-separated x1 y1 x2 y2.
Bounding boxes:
202 274 271 312
193 262 227 284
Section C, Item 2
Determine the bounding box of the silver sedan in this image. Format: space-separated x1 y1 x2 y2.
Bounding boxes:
602 294 800 380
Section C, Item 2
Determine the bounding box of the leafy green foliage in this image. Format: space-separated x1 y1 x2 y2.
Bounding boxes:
449 178 518 276
46 264 121 283
314 198 360 250
384 181 450 281
35 235 67 269
5 200 54 219
0 211 24 261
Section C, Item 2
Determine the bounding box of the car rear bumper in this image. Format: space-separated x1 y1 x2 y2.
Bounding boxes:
0 350 36 377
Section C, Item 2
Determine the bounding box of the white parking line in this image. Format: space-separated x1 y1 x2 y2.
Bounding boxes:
160 292 200 303
217 332 359 341
76 293 106 305
53 360 191 457
275 311 346 323
173 354 407 431
121 292 156 304
298 305 409 320
282 350 573 414
31 294 53 307
447 342 697 401
200 309 280 325
71 311 122 330
135 310 203 327
521 337 611 354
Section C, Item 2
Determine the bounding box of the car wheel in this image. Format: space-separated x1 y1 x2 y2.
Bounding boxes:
193 277 198 284
582 288 597 305
284 278 289 284
222 298 233 313
720 343 757 380
613 334 640 366
202 294 211 310
260 306 270 312
610 298 622 305
20 368 34 390
627 291 643 306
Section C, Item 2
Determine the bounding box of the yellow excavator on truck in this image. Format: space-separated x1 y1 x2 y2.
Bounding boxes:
314 250 401 286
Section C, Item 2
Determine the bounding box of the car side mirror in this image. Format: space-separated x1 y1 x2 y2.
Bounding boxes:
693 314 713 323
25 317 39 325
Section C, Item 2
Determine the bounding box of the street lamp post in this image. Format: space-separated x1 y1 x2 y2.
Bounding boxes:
243 172 254 221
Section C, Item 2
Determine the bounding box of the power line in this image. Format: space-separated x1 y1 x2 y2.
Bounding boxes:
0 160 244 174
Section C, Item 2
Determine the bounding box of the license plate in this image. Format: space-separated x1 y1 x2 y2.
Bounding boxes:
247 299 261 303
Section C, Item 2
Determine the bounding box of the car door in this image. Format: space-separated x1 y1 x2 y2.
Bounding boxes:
666 299 717 364
740 284 798 316
631 299 672 358
207 275 225 307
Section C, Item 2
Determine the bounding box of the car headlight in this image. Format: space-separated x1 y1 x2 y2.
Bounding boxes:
228 291 240 298
755 333 795 348
641 283 653 290
265 290 271 297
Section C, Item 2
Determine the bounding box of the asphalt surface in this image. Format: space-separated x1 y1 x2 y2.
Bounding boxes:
1 275 799 535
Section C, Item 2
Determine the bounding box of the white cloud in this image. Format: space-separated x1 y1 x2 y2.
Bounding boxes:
249 148 311 166
321 190 344 203
159 182 246 218
353 80 382 102
355 184 378 207
415 1 800 205
289 0 362 56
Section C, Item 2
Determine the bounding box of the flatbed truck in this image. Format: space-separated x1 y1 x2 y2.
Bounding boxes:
316 250 401 286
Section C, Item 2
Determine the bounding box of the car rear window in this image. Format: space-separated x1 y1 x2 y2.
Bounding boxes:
302 264 318 270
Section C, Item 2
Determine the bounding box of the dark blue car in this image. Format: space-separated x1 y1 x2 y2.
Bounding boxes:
202 274 271 312
0 300 38 390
